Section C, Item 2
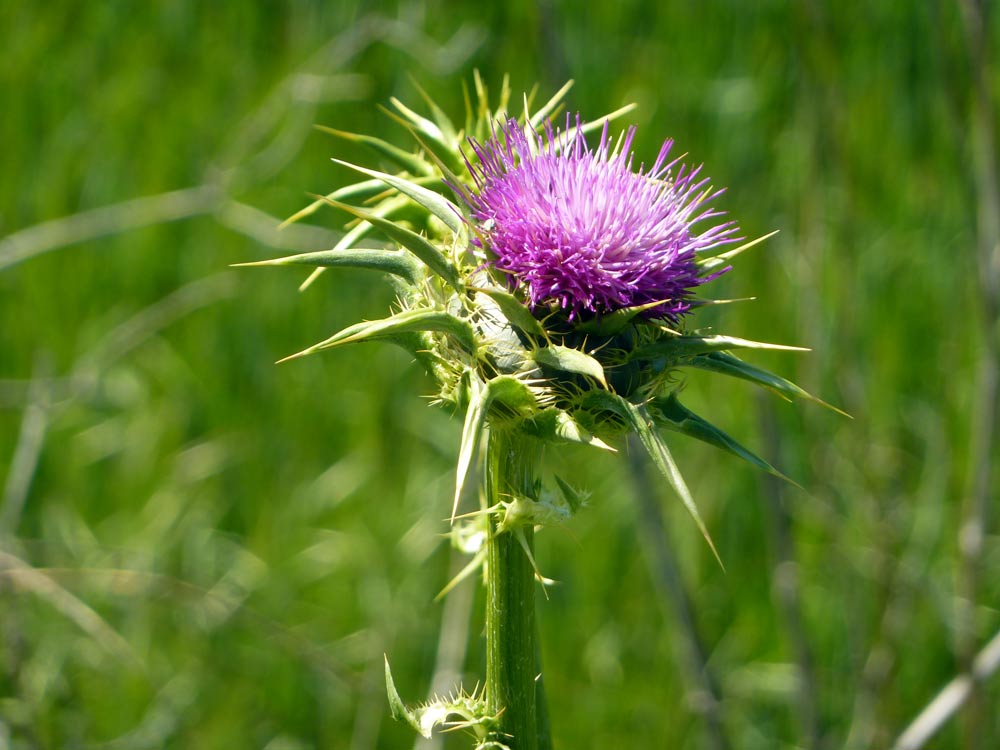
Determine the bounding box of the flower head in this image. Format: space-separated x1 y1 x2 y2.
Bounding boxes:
465 117 740 322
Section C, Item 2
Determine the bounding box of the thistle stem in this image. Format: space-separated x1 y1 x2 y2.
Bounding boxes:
484 429 544 750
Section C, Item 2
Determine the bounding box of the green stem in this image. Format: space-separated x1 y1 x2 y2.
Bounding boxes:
484 428 545 750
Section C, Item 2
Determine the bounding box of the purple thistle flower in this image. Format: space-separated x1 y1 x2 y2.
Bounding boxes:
465 117 740 322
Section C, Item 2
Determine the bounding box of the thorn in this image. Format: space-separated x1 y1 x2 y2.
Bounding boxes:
275 348 312 365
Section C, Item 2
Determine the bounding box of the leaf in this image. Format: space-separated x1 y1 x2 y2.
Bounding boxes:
531 345 607 387
385 656 429 737
650 393 796 484
390 96 446 142
550 104 641 153
579 103 638 136
297 193 411 291
277 309 476 363
631 334 809 364
314 196 462 291
688 296 757 308
405 127 474 207
553 474 587 513
580 390 722 567
407 76 459 145
453 376 540 520
685 351 849 416
575 299 672 336
233 248 420 284
279 177 424 230
315 125 433 176
434 548 486 602
382 101 465 174
699 230 779 271
472 286 545 337
331 159 463 234
453 376 487 521
519 409 615 452
527 79 574 129
385 655 493 739
486 375 539 415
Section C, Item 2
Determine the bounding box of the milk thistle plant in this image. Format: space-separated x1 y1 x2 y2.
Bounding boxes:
242 76 835 750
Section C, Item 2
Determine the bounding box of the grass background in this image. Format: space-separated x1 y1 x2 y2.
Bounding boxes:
2 1 998 748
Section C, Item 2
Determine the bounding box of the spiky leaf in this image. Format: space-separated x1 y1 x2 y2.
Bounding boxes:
578 390 722 566
685 351 847 415
698 230 779 271
383 99 465 173
553 474 587 513
453 376 488 521
575 299 674 336
234 248 420 284
531 344 607 387
279 309 476 363
632 334 808 364
453 376 540 519
519 409 615 451
315 125 434 176
279 177 427 229
316 197 462 291
650 393 794 483
527 79 574 129
331 159 464 234
385 657 429 737
408 76 459 145
473 286 545 337
297 193 412 291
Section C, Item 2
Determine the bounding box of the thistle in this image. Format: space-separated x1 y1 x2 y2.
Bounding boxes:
241 75 839 750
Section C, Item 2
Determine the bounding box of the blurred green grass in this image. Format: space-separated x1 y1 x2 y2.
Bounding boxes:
2 1 998 749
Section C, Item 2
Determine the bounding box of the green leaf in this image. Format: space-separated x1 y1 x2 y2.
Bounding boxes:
453 376 487 521
434 548 486 602
279 177 427 230
698 230 779 271
390 96 446 142
233 248 420 284
527 79 574 129
297 193 412 291
549 103 641 153
407 76 459 145
650 393 796 484
385 656 429 737
315 125 433 177
453 376 541 520
519 408 615 451
685 351 849 416
575 299 671 336
553 474 587 513
579 391 722 567
278 309 476 363
579 103 639 137
331 159 463 234
631 334 808 363
531 344 608 387
385 654 493 739
473 286 545 337
314 196 462 291
383 100 465 174
553 410 614 450
687 296 757 308
486 375 538 415
405 127 474 207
